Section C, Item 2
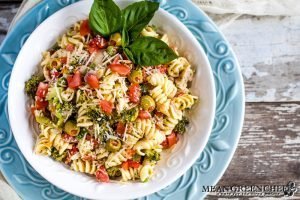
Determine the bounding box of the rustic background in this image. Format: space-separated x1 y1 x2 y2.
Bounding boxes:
0 0 299 198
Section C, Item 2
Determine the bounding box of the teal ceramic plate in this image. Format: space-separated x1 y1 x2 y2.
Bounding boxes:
0 0 244 199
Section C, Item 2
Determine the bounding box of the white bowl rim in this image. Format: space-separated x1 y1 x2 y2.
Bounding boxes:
8 1 216 199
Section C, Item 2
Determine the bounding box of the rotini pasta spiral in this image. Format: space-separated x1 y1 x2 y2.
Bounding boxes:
71 159 97 175
120 167 141 181
168 57 190 78
148 73 177 99
134 139 162 156
135 119 159 141
35 133 52 156
157 104 183 131
35 126 71 155
124 123 144 147
105 148 129 168
150 86 168 105
141 26 159 38
139 164 154 182
147 72 165 86
175 65 194 91
100 73 119 102
173 94 198 110
77 103 93 127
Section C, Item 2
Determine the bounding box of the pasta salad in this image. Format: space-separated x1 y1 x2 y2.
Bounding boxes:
25 0 198 183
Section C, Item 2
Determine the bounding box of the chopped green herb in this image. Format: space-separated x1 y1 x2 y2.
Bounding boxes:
174 117 189 135
25 75 44 98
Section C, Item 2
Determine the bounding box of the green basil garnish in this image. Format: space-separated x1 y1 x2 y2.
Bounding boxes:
124 37 178 66
122 1 159 41
89 0 178 66
89 0 121 37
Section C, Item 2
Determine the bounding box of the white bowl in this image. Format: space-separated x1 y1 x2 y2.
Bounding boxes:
8 0 216 199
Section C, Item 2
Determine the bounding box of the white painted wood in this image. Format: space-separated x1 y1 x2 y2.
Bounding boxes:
222 15 300 102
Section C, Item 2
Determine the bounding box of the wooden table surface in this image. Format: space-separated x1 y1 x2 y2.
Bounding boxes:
0 0 299 199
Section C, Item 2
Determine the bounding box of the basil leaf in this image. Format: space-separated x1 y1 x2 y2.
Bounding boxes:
122 1 159 42
122 29 129 47
89 0 122 37
124 37 178 66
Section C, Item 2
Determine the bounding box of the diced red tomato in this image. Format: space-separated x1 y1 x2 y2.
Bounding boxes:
157 65 167 74
96 166 110 182
122 160 141 170
85 73 99 89
161 132 178 149
67 71 82 89
128 160 141 168
161 139 168 149
87 46 98 54
35 97 48 110
126 149 136 159
109 63 131 76
66 44 74 52
61 57 67 64
116 122 126 136
138 110 151 119
121 161 129 170
69 145 79 156
99 100 113 114
80 20 91 36
128 84 141 103
88 35 108 54
36 82 48 98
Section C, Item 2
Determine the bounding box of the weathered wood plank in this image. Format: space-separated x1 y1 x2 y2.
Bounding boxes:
0 4 19 34
222 15 300 102
207 102 300 198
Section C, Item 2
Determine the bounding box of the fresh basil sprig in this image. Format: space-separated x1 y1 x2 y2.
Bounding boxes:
89 0 178 66
124 37 178 66
89 0 121 37
122 1 159 44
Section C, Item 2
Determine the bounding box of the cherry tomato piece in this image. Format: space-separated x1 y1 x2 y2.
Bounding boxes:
80 20 91 36
66 44 74 52
116 122 126 136
99 100 113 114
138 110 151 119
95 166 110 182
85 73 99 89
67 71 82 89
36 82 48 98
122 161 129 170
109 63 131 76
128 84 141 103
167 132 178 148
128 160 141 168
35 97 48 110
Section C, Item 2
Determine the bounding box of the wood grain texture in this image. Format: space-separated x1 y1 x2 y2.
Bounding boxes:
207 102 300 198
222 15 300 103
0 4 19 34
